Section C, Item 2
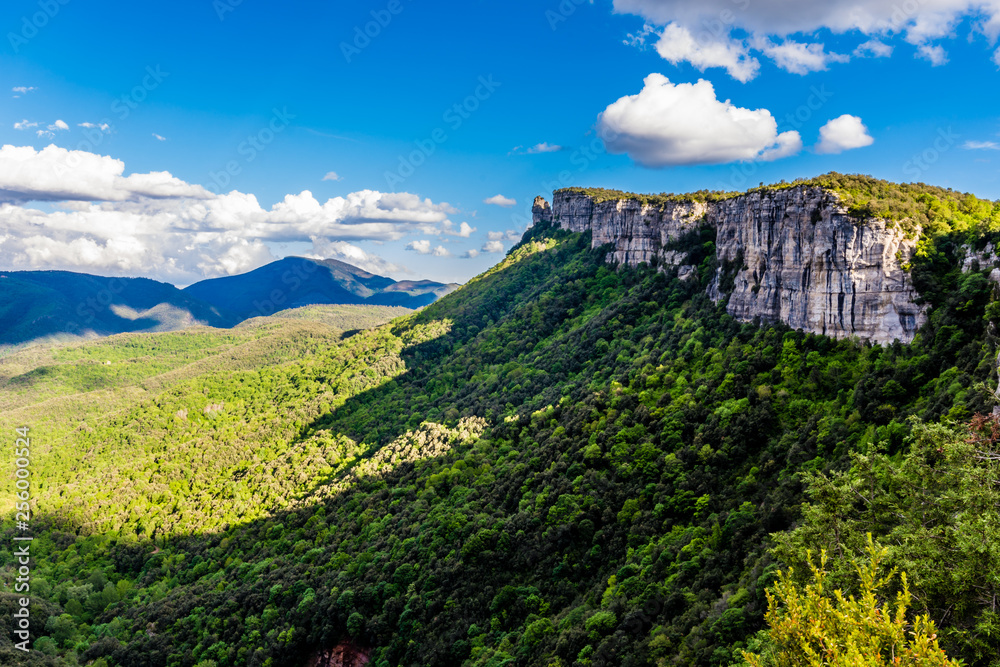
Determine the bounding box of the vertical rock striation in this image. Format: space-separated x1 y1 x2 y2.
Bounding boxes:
534 186 926 344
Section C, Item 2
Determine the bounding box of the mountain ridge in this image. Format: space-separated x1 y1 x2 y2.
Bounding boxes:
0 257 457 346
534 173 1000 344
183 256 459 321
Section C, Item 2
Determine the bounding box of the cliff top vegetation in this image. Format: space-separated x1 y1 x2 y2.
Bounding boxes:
558 172 1000 239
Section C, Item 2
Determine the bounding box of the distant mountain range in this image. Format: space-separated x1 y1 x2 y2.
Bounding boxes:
0 257 458 346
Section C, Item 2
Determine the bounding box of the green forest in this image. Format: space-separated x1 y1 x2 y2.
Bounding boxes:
2 177 1000 666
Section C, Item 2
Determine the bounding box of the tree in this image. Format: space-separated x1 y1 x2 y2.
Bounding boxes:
742 536 961 667
45 613 80 648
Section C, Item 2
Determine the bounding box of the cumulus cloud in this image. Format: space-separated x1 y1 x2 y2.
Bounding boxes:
79 122 111 132
0 145 459 284
756 39 849 74
322 171 343 181
482 240 505 254
529 142 563 153
484 194 517 207
13 120 37 130
462 249 480 259
405 239 451 257
597 74 801 167
917 43 949 65
815 115 875 154
442 220 476 237
654 23 759 82
12 86 36 96
854 39 893 57
152 133 167 141
488 229 522 242
615 0 1000 39
0 145 211 203
614 0 1000 78
49 120 69 131
309 239 405 275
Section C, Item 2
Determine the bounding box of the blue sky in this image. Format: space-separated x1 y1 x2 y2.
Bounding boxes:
1 0 999 285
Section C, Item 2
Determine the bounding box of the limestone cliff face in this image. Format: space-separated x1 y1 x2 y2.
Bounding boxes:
533 187 926 344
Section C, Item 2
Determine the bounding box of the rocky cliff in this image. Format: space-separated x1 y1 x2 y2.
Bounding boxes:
532 186 926 344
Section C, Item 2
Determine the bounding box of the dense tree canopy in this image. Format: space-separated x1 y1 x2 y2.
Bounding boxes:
0 208 998 666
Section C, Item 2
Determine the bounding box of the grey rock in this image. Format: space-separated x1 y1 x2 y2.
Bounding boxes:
532 196 553 226
544 185 927 344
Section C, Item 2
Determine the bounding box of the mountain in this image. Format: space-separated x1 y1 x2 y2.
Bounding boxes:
0 270 238 345
1 174 998 666
0 258 457 347
183 256 460 321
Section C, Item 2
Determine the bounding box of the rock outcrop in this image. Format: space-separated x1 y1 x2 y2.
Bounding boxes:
534 186 926 344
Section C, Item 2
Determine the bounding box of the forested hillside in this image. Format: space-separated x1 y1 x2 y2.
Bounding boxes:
1 207 999 666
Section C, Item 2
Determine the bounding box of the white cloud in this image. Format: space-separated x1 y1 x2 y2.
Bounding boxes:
512 143 563 154
482 240 505 254
32 120 69 140
916 43 949 65
12 86 36 95
0 145 211 203
964 140 1000 150
79 122 111 132
322 171 342 181
624 23 657 47
854 39 893 57
309 239 405 275
488 230 522 242
484 194 517 207
815 114 875 154
528 142 562 153
406 239 432 254
757 39 849 74
613 0 1000 78
0 145 460 284
442 220 476 237
462 249 480 259
597 74 801 167
614 0 997 39
152 133 167 141
654 23 759 82
405 239 451 256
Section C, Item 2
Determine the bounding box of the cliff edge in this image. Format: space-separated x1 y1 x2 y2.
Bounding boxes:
532 186 925 344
